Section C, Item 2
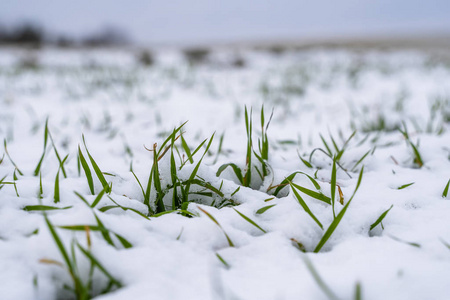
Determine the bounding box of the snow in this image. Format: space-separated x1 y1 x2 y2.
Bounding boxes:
0 46 450 300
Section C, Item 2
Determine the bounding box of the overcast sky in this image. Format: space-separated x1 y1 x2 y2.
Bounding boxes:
1 0 450 45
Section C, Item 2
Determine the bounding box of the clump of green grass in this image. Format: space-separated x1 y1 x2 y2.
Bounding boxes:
139 123 226 216
216 106 273 189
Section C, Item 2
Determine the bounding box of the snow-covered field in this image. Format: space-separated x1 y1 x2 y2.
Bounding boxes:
0 46 449 300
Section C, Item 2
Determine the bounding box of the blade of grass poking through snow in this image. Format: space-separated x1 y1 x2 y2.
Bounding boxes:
289 182 323 229
319 134 333 157
256 105 273 177
270 171 328 202
93 212 115 247
98 197 150 220
409 140 423 168
289 182 331 205
54 154 68 204
216 163 244 185
442 179 450 198
43 211 85 296
3 139 23 175
183 133 215 203
144 122 187 213
351 149 370 172
302 255 340 300
232 208 266 233
216 253 230 268
38 172 43 199
309 148 352 179
90 186 107 208
78 146 95 195
54 170 60 203
314 166 364 253
82 135 110 194
24 205 72 211
180 132 193 164
152 142 164 213
331 156 337 218
34 118 49 176
399 124 423 168
243 106 252 187
256 204 276 214
298 150 313 168
48 132 67 178
387 234 421 248
169 130 181 210
74 191 90 206
77 243 122 288
180 138 207 169
13 169 19 197
59 224 133 248
354 282 362 300
370 205 393 231
198 206 234 247
397 182 415 190
213 132 225 164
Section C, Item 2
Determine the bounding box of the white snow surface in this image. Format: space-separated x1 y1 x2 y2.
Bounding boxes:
0 47 450 300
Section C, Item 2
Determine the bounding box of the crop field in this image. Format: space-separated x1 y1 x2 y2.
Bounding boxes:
0 46 449 300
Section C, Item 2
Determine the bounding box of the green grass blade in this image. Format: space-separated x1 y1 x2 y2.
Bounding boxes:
49 134 67 178
231 186 240 197
319 134 332 156
302 255 340 300
130 169 145 199
78 146 95 195
43 212 74 277
198 206 234 247
290 182 331 205
354 282 362 300
256 204 276 214
73 191 90 206
54 170 60 203
233 208 266 233
351 150 370 172
90 187 107 208
290 183 323 229
93 213 114 247
370 205 393 231
213 132 225 164
216 163 244 184
180 133 193 164
33 119 49 176
77 243 122 287
3 139 23 175
82 136 110 193
331 156 337 218
216 253 230 268
397 182 415 190
298 151 313 168
114 233 133 249
442 179 450 198
314 167 364 252
38 172 44 199
24 205 72 211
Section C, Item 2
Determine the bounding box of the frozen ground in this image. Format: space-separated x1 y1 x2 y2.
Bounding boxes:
0 46 449 300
